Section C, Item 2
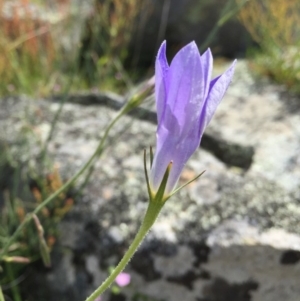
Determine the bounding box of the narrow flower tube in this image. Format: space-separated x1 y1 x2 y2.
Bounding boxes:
149 41 236 197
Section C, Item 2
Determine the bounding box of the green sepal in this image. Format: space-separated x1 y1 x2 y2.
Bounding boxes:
149 146 153 167
153 161 172 202
165 170 206 201
143 149 153 201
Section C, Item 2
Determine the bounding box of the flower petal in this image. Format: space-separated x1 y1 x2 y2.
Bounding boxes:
202 60 236 129
163 42 205 134
151 42 206 193
165 128 200 193
150 105 181 191
155 41 169 126
201 48 213 99
151 105 203 193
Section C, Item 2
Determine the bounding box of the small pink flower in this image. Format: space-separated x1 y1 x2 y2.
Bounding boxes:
115 272 131 287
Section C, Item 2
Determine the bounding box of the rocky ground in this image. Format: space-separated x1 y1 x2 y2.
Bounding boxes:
1 61 300 301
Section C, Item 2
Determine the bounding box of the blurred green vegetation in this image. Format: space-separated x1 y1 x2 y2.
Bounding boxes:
237 0 300 94
0 141 74 300
0 0 66 96
78 0 142 88
2 0 299 97
0 0 137 97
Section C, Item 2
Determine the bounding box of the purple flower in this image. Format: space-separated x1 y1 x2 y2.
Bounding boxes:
115 272 131 287
149 41 236 196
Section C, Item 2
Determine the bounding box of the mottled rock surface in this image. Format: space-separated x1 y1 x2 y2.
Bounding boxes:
1 61 300 301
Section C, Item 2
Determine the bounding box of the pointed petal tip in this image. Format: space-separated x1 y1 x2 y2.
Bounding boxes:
188 40 198 51
179 41 199 53
201 48 213 64
203 47 212 54
172 41 200 65
220 59 237 82
226 59 237 75
219 59 236 78
156 41 168 66
230 59 237 68
158 41 166 54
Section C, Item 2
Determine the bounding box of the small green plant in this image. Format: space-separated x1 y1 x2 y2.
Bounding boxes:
0 142 74 300
237 0 300 93
78 0 143 88
0 0 61 95
0 0 138 97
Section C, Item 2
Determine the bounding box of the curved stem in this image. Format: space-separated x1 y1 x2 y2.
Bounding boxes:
0 108 126 260
85 200 164 301
0 286 4 301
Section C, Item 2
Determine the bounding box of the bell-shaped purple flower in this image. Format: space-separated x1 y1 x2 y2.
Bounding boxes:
149 41 236 196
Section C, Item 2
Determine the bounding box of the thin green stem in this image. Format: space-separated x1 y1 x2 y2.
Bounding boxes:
0 108 126 260
40 73 76 171
6 263 21 301
85 200 163 301
0 286 5 301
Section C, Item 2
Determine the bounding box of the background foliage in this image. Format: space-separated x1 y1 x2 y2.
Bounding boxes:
237 0 300 93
